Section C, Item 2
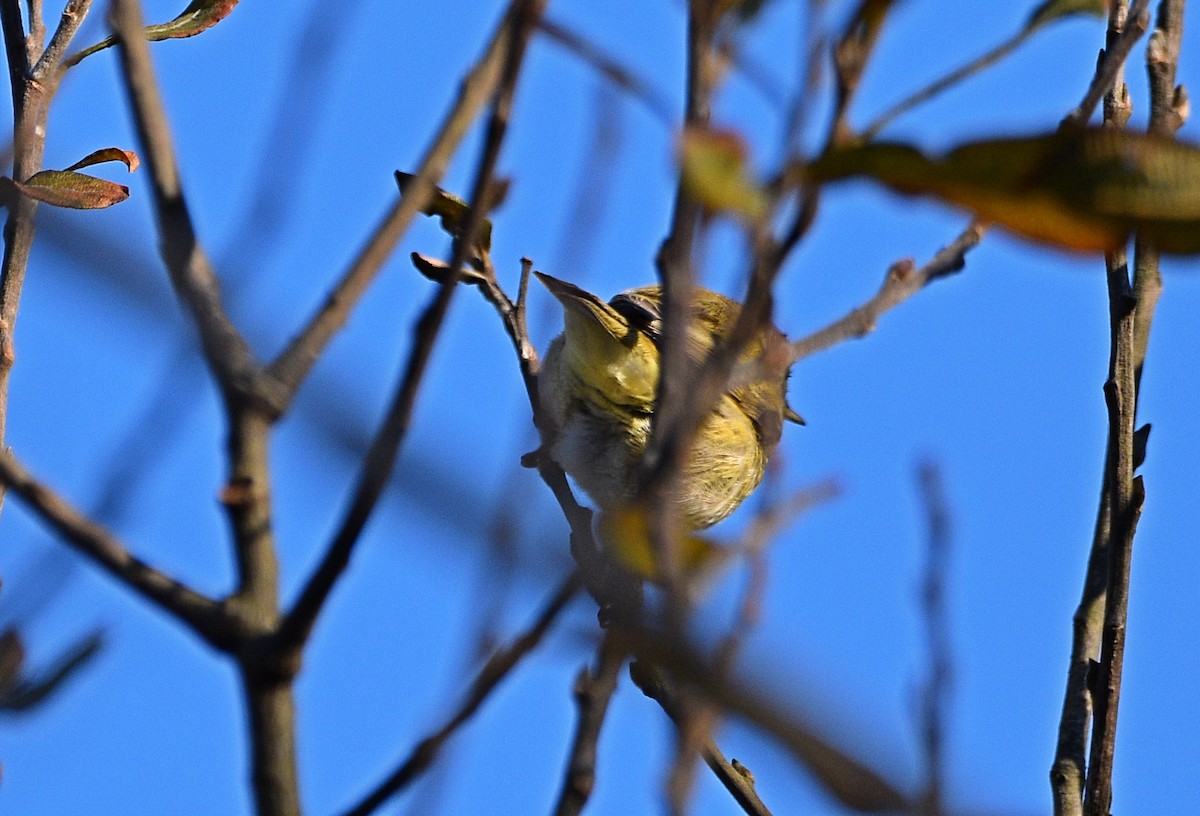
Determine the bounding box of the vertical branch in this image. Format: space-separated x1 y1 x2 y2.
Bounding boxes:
1083 2 1183 814
0 0 95 512
552 634 625 816
0 0 42 502
643 0 720 601
915 461 952 816
109 2 293 814
1083 254 1144 816
1054 3 1182 813
1050 5 1135 814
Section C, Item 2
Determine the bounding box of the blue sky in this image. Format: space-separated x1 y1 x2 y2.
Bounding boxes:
1 1 1198 814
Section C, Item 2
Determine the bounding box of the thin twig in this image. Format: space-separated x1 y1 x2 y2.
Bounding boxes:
0 0 52 512
264 0 537 412
632 661 773 816
1051 4 1143 812
1062 0 1152 127
537 16 673 123
0 449 232 649
624 629 908 814
862 25 1032 141
1081 1 1182 812
715 479 842 675
1083 257 1144 816
33 0 94 82
553 633 626 816
789 222 984 363
915 461 953 816
277 0 547 657
338 573 583 816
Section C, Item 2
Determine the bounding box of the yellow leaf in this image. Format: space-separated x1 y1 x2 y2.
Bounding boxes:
597 505 735 592
809 129 1200 254
679 127 768 222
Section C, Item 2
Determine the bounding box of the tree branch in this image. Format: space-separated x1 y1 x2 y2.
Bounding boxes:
1062 0 1152 127
109 0 268 414
552 633 625 816
338 572 582 816
265 1 540 411
277 0 547 656
0 449 232 649
789 222 983 363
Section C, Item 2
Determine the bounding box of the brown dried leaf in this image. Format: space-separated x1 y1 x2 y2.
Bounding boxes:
64 147 140 174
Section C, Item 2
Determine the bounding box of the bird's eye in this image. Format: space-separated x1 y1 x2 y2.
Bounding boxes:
611 294 662 341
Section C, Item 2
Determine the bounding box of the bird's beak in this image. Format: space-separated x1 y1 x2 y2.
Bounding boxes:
535 272 634 343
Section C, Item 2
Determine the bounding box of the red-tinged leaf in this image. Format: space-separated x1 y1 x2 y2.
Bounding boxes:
64 148 139 174
66 0 239 67
143 0 239 41
8 171 129 209
808 129 1200 254
679 127 768 222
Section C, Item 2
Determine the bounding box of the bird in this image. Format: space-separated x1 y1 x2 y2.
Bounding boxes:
535 272 802 538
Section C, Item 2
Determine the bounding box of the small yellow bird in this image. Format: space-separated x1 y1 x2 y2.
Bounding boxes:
535 273 802 542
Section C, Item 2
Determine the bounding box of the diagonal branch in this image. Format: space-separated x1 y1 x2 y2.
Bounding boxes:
264 1 539 412
277 0 548 656
553 633 626 816
789 222 984 363
337 572 582 816
0 449 233 649
110 0 266 414
1062 0 1152 127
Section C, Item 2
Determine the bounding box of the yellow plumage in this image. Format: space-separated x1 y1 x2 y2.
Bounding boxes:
536 272 800 538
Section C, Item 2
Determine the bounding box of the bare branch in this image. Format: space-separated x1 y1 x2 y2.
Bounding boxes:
109 0 267 413
0 449 232 649
278 0 548 655
789 222 984 364
538 16 673 123
915 460 953 816
338 573 582 816
33 0 94 81
265 0 542 410
1062 0 1152 127
553 634 625 816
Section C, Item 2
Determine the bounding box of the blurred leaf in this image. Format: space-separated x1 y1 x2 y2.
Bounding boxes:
410 252 489 286
395 171 495 253
67 0 239 67
5 171 129 209
0 631 104 713
715 0 774 23
597 505 735 593
679 127 768 222
1027 0 1109 31
809 129 1200 253
0 630 24 693
64 148 140 174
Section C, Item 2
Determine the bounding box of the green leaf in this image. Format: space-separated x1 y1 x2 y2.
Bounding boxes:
67 0 239 67
809 129 1200 254
679 127 768 222
394 171 494 254
6 171 130 209
1027 0 1109 31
